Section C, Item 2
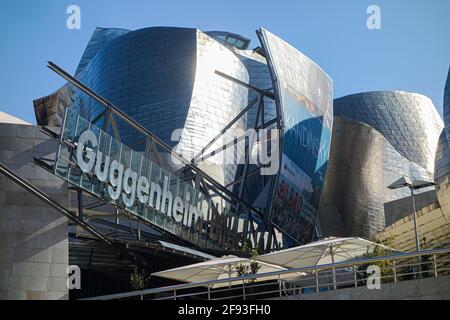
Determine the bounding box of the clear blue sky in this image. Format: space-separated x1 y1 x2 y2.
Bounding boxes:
0 0 449 124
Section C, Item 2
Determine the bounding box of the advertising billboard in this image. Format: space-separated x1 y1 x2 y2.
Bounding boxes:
258 28 333 246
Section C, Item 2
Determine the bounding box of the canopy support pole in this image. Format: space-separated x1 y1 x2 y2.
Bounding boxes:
330 244 337 290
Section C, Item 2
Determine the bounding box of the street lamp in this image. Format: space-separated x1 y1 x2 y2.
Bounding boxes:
387 176 435 252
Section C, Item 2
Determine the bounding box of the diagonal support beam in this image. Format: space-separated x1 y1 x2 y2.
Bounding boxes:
0 162 111 245
215 70 275 99
47 61 262 218
192 97 259 163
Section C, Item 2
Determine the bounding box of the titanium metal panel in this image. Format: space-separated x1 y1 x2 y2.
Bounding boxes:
73 27 198 147
435 68 450 187
34 26 256 250
334 91 443 174
179 30 249 186
33 85 73 126
319 117 432 238
33 27 130 127
444 68 450 142
75 27 130 76
258 28 333 246
324 90 442 238
35 27 249 188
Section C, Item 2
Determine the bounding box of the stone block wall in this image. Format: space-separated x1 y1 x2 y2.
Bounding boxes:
0 122 68 300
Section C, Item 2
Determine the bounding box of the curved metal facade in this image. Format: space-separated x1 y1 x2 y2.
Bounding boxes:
75 27 199 146
36 27 249 187
320 91 443 238
75 27 130 76
334 91 443 173
34 26 335 249
182 31 249 186
319 117 432 238
435 68 450 188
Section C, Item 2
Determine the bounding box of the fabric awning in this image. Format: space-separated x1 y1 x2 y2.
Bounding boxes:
256 237 393 269
151 255 297 288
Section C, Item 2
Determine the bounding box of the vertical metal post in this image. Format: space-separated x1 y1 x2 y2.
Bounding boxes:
433 254 438 277
332 267 337 290
137 220 141 241
207 286 211 300
242 281 246 300
234 94 262 249
330 245 337 290
353 266 358 287
260 97 266 190
393 259 397 282
410 188 420 252
278 275 282 297
102 108 112 133
173 290 177 300
315 270 319 293
411 187 422 279
77 188 84 221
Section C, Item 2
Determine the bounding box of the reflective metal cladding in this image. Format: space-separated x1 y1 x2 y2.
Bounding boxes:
334 91 442 173
32 24 445 249
320 91 443 238
435 68 450 188
34 26 335 248
36 27 249 188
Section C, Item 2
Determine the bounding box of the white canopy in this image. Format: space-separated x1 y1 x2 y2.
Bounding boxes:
151 255 296 288
256 237 392 269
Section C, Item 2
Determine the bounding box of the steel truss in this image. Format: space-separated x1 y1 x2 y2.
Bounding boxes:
42 62 264 251
38 61 293 253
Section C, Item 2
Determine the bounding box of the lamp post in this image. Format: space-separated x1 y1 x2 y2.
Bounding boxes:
410 186 420 252
388 177 435 279
387 176 435 252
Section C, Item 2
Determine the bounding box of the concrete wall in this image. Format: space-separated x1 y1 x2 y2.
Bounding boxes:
0 123 68 300
270 275 450 300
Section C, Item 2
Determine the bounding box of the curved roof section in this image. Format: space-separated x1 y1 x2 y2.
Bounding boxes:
334 91 443 173
76 27 130 76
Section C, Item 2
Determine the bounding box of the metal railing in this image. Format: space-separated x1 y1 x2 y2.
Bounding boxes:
83 247 450 300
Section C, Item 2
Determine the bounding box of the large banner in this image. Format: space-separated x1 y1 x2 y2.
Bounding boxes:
258 28 333 246
54 108 245 250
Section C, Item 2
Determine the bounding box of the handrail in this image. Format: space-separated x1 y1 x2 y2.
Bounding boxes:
83 246 450 300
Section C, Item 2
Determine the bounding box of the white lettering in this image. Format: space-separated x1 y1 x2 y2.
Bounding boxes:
76 130 97 173
108 160 124 200
122 168 137 208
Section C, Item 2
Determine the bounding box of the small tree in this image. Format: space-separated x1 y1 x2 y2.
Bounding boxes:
235 249 261 284
130 266 150 291
356 236 395 285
